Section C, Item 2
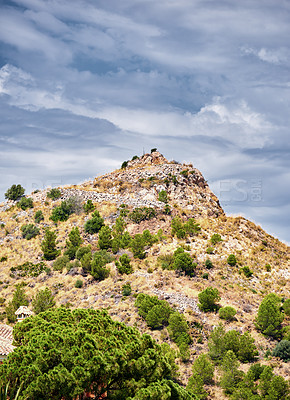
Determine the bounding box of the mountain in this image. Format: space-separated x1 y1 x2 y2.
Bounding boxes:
0 150 289 399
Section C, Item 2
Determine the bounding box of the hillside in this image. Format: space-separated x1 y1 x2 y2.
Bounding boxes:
0 151 289 399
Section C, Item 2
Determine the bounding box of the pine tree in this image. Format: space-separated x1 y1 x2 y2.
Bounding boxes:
41 229 60 260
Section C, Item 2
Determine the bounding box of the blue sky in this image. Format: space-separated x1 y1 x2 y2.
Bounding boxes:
0 0 290 243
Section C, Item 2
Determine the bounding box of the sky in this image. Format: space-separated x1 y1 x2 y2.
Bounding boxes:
0 0 289 244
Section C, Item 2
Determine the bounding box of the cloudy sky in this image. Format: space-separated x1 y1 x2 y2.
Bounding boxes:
0 0 289 243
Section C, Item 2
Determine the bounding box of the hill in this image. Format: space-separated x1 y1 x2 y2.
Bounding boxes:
0 150 289 399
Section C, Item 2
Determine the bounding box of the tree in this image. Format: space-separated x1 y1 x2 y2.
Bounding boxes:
272 340 290 362
282 298 290 316
158 190 168 203
84 210 104 234
146 304 172 330
210 234 222 245
32 288 55 314
198 287 221 312
131 234 146 259
83 199 95 214
116 253 132 275
219 306 237 321
98 226 112 250
34 210 44 223
0 308 194 400
46 188 61 200
173 250 196 277
41 229 60 261
64 227 83 259
5 285 29 323
255 293 284 338
5 184 25 201
220 351 243 395
187 354 214 399
17 197 33 210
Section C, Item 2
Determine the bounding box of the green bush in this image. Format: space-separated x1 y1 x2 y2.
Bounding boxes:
131 234 146 259
17 197 33 210
146 303 172 329
64 227 83 260
83 199 95 213
47 188 61 200
34 210 44 223
75 279 83 289
5 184 25 200
272 340 290 361
171 217 200 239
173 249 196 277
205 258 213 269
21 224 39 240
98 226 112 250
282 298 290 316
187 354 214 398
90 250 113 281
210 233 222 245
142 229 158 247
84 210 104 234
129 207 156 223
121 160 128 169
32 288 55 314
202 273 209 279
76 246 91 260
122 283 132 296
53 255 70 272
116 253 132 274
10 261 46 278
206 247 214 254
158 190 168 203
0 256 7 262
198 287 220 312
158 254 175 270
240 265 253 277
5 285 28 323
255 293 284 338
219 306 237 321
227 254 237 266
41 229 60 261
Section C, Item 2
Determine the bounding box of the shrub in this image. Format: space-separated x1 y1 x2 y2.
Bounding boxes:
131 234 146 259
163 204 171 215
171 217 200 239
75 279 83 289
187 354 214 397
21 224 39 240
255 293 284 338
83 199 95 213
158 254 175 270
158 190 168 203
34 210 44 223
5 285 28 323
173 248 196 277
227 254 237 266
198 287 221 312
206 247 214 254
265 263 271 272
184 218 201 236
17 197 33 210
151 148 157 153
116 254 132 275
210 233 222 245
90 250 113 281
47 188 61 200
5 184 25 200
240 265 253 277
64 227 83 260
32 288 55 314
10 261 46 278
76 246 91 260
41 229 60 261
168 312 191 347
84 210 104 234
0 256 7 262
53 255 70 272
205 258 213 269
272 340 290 361
129 207 156 223
282 299 290 316
98 226 112 250
202 273 209 280
142 229 158 247
121 160 128 169
146 303 172 329
50 200 73 222
219 306 237 321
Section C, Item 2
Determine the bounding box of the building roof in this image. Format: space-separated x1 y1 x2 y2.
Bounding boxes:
15 306 34 316
0 324 13 341
0 324 15 356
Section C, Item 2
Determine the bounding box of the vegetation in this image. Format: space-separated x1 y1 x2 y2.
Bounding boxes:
272 340 290 362
84 210 104 234
171 217 200 239
10 261 46 278
32 288 55 314
34 210 44 223
64 227 83 259
116 253 132 274
20 224 39 240
129 207 156 223
46 188 61 200
198 287 221 312
210 233 222 245
122 283 132 296
255 293 284 338
5 285 29 323
227 254 237 266
0 307 194 400
219 306 237 321
41 229 60 260
5 184 25 200
158 190 168 203
83 199 95 213
17 197 33 210
173 248 196 277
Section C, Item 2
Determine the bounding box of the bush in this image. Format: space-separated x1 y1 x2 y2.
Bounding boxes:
121 160 128 169
90 250 113 281
198 287 221 312
0 256 7 262
131 234 146 259
47 188 61 200
75 279 83 289
210 233 222 245
10 261 46 278
206 247 214 254
98 226 112 250
5 285 28 323
205 258 213 269
158 190 168 203
122 283 131 296
21 224 40 240
53 255 70 272
173 249 196 277
64 227 83 260
171 217 200 239
84 210 104 234
50 200 73 222
34 210 44 223
272 340 290 361
41 229 60 261
83 199 95 213
129 207 156 223
142 229 158 247
116 254 132 274
282 298 290 316
227 254 237 266
5 184 25 200
187 354 214 397
76 246 91 260
146 303 172 329
158 254 175 270
255 293 284 338
240 265 253 277
219 306 237 321
17 197 33 210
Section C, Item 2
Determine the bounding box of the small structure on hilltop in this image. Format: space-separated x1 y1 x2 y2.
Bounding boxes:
15 306 34 322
